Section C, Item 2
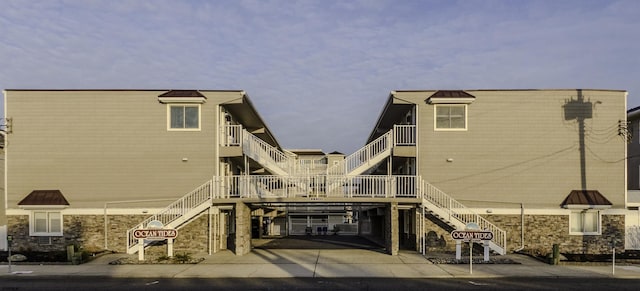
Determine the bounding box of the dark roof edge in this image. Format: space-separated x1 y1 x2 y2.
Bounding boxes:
628 105 640 114
366 93 396 143
241 92 283 150
393 88 627 93
4 89 245 92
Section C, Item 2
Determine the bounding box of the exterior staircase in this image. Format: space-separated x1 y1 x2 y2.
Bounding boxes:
418 178 507 255
125 175 506 255
126 124 506 255
224 125 316 176
126 181 214 254
242 129 291 176
327 131 393 176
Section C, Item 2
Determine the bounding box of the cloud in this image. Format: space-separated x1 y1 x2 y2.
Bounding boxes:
0 0 638 153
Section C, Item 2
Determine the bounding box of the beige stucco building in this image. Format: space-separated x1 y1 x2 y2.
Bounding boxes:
0 88 634 258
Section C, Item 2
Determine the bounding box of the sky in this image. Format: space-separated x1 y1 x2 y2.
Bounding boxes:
1 0 638 154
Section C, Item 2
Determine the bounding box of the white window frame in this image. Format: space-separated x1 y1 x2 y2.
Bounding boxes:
434 104 468 131
569 210 601 235
30 210 63 237
167 104 201 131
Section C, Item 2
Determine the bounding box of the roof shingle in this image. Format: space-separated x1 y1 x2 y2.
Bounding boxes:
18 190 70 206
561 190 611 208
158 90 206 98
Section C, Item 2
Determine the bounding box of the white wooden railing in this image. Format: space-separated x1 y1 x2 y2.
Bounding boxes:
418 178 507 255
221 125 243 146
327 131 393 176
292 159 328 175
126 180 213 253
126 173 506 255
393 124 416 146
129 123 506 254
223 125 327 176
223 125 415 178
210 173 505 253
242 129 292 176
213 175 419 199
326 125 415 176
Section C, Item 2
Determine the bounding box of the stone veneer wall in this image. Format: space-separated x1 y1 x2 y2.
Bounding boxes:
486 214 625 255
8 214 146 253
421 213 456 252
7 212 229 255
143 213 214 257
420 213 625 255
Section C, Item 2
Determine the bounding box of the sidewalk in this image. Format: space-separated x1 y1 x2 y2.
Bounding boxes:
2 249 640 279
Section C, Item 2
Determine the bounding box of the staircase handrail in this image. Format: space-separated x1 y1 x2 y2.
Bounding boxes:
242 129 292 174
418 177 507 254
126 180 213 252
327 131 392 175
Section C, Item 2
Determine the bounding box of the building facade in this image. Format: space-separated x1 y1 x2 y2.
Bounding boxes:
367 89 630 255
0 88 634 258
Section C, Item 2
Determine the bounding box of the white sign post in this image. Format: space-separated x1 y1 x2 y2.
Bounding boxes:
133 220 178 261
470 240 473 274
451 223 494 274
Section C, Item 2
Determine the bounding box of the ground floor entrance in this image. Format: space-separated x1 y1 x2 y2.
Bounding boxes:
231 201 420 256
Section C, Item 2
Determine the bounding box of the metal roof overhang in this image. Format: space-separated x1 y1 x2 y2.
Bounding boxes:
367 93 414 143
221 93 281 149
18 190 70 209
561 190 612 209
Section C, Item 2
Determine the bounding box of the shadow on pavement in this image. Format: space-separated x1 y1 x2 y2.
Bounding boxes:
253 235 385 251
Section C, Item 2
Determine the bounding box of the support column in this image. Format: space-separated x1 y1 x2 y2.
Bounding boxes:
385 202 399 255
167 238 174 257
234 202 252 255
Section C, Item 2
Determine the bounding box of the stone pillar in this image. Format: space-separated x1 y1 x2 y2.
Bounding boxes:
220 211 228 250
385 202 399 255
234 202 251 255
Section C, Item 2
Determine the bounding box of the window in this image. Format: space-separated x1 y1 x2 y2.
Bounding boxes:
435 105 467 130
169 105 200 130
570 211 600 235
31 211 62 236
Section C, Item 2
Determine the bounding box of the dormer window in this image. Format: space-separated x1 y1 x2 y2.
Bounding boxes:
435 105 467 130
158 90 206 131
170 105 200 130
427 90 475 131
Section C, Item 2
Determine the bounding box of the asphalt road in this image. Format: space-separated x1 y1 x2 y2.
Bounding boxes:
2 277 640 291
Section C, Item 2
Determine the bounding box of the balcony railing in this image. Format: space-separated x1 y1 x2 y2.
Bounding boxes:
214 175 420 199
393 124 416 146
221 125 243 146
